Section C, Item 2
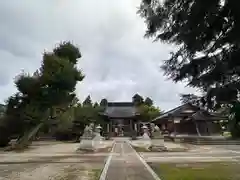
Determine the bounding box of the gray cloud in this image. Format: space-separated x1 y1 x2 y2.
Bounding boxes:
0 0 196 111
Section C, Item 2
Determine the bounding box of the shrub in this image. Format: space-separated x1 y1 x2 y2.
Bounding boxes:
54 129 75 141
0 123 11 147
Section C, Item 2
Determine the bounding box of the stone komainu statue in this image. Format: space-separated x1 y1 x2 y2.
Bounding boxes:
82 123 95 139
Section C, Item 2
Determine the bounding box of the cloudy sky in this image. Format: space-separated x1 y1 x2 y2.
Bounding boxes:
0 0 197 111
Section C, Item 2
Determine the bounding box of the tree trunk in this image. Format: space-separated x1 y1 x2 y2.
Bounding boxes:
14 123 44 149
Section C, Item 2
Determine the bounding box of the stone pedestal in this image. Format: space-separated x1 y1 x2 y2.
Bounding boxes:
78 124 95 151
79 138 94 151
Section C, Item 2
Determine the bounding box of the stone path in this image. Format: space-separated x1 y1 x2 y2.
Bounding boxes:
102 140 160 180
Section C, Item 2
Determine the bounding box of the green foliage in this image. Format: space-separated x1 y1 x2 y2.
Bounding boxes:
93 102 99 108
53 41 81 64
151 162 240 180
100 98 108 107
74 102 104 126
144 97 153 106
138 104 161 122
54 105 75 141
14 74 41 97
229 102 240 138
0 104 6 117
82 95 92 106
51 97 106 141
0 116 11 147
132 94 162 121
139 0 240 137
138 0 240 110
0 41 84 147
179 93 207 108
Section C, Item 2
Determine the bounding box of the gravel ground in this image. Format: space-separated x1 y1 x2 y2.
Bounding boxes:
0 141 112 180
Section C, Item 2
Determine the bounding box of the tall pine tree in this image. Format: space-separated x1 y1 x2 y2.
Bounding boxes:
138 0 240 137
0 41 84 147
83 95 92 106
138 0 240 109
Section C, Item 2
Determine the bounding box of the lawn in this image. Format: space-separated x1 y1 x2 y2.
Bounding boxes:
133 145 187 152
150 162 240 180
132 146 151 152
92 169 102 180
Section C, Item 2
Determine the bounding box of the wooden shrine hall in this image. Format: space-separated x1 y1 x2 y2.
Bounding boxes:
99 102 141 137
152 103 227 137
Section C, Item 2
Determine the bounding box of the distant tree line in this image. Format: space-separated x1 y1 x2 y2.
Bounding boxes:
132 93 163 122
0 104 5 117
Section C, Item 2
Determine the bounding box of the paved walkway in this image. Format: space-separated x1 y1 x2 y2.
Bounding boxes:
102 140 160 180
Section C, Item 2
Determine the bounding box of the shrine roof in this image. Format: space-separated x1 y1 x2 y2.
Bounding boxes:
100 102 139 118
152 103 227 123
192 111 227 121
152 103 199 120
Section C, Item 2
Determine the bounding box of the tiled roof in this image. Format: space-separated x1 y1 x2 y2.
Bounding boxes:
102 102 138 118
192 111 227 121
152 103 227 122
152 103 199 121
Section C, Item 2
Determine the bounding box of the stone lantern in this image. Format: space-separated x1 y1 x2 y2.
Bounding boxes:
142 124 150 140
95 124 102 136
141 124 151 148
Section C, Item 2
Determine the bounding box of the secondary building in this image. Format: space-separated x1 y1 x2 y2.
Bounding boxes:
152 103 227 137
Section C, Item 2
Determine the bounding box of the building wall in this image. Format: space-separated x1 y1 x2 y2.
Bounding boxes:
176 121 198 134
195 121 222 135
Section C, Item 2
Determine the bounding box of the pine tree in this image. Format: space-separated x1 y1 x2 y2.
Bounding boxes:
138 0 240 109
132 94 144 106
100 98 108 107
144 97 153 106
0 41 84 147
83 95 92 106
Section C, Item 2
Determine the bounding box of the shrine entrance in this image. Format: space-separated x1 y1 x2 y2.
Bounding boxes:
111 119 133 137
99 102 141 137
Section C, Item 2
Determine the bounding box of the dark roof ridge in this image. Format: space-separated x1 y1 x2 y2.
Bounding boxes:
152 103 200 122
107 102 134 107
162 102 198 115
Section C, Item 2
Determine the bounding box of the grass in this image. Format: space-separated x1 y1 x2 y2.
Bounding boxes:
96 146 112 153
77 146 112 153
223 131 232 138
133 145 187 152
150 162 240 180
92 169 102 180
60 167 102 180
132 146 151 152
